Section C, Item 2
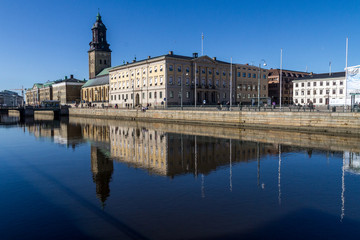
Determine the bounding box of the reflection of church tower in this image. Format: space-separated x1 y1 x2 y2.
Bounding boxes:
88 12 111 79
91 146 113 207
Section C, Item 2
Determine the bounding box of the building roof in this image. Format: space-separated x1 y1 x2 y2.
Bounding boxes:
109 53 231 72
294 71 345 81
82 74 108 88
97 67 111 76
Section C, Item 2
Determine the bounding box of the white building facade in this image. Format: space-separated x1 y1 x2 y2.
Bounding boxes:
292 72 346 106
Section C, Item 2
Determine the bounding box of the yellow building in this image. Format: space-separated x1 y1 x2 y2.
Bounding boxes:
109 52 235 108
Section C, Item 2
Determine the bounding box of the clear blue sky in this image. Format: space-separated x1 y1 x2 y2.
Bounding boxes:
1 0 360 91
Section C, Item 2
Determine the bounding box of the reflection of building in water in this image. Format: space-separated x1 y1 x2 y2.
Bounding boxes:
26 121 84 148
82 124 110 144
110 126 168 175
91 146 113 207
344 151 360 174
109 125 275 177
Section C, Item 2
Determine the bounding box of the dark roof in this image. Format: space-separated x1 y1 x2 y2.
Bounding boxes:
110 54 231 70
82 74 109 88
295 71 345 81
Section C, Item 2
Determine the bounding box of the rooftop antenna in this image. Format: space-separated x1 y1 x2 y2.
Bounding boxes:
329 61 332 76
305 65 308 72
201 33 204 56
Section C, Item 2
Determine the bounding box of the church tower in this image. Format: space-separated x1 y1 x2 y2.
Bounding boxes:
88 12 111 79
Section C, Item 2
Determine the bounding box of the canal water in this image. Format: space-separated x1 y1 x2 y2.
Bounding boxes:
1 114 360 239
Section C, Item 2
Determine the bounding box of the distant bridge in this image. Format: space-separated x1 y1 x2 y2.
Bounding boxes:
0 106 69 121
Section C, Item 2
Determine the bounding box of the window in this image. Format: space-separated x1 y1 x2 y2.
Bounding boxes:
137 79 140 87
296 83 299 87
340 89 343 94
160 92 163 98
216 70 219 75
301 91 304 95
137 70 139 75
340 81 343 85
248 73 251 78
149 92 152 99
170 91 174 98
154 92 157 98
237 84 241 89
301 99 304 103
149 77 153 86
160 76 163 84
253 85 256 90
332 89 336 94
333 81 336 86
178 66 182 72
243 73 246 77
154 66 157 72
149 67 152 73
313 98 316 103
186 67 189 73
209 69 212 74
169 65 173 71
169 76 173 85
320 98 323 103
216 80 219 87
295 91 299 96
313 90 316 95
100 59 102 64
104 60 107 64
223 71 226 76
155 77 158 85
143 78 146 86
178 77 181 86
253 73 256 78
301 83 304 87
223 93 226 98
326 81 329 86
143 69 146 74
186 78 189 85
202 69 206 74
223 81 226 87
313 82 317 86
307 82 310 87
237 72 241 77
320 81 323 86
142 93 145 99
202 79 205 86
186 92 190 98
160 65 163 71
307 90 310 95
263 74 266 79
320 90 323 94
295 99 298 103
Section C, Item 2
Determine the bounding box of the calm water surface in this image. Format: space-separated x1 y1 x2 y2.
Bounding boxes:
1 114 360 239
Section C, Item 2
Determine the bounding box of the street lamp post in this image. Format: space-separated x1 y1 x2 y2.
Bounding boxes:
258 60 267 108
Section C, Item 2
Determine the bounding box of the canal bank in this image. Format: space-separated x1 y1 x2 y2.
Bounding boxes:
69 108 360 135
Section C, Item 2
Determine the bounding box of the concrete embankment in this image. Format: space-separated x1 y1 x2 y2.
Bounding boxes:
69 108 360 135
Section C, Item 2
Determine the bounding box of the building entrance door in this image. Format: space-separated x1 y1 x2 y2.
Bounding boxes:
135 93 140 106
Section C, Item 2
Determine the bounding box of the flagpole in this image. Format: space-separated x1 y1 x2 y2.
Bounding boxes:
201 33 204 56
345 37 348 109
230 57 232 110
280 49 283 110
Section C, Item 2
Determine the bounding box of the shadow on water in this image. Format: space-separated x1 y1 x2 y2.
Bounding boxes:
7 150 149 240
193 208 360 240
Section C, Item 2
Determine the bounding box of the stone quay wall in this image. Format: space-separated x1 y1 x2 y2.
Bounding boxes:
69 108 360 135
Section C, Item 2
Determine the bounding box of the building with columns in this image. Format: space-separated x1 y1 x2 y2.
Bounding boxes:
108 52 237 108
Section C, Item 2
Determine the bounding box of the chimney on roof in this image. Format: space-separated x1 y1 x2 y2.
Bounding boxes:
126 61 129 64
193 53 198 58
148 56 151 59
213 57 217 61
169 51 173 55
310 72 313 75
132 60 136 63
70 74 74 79
65 76 68 80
